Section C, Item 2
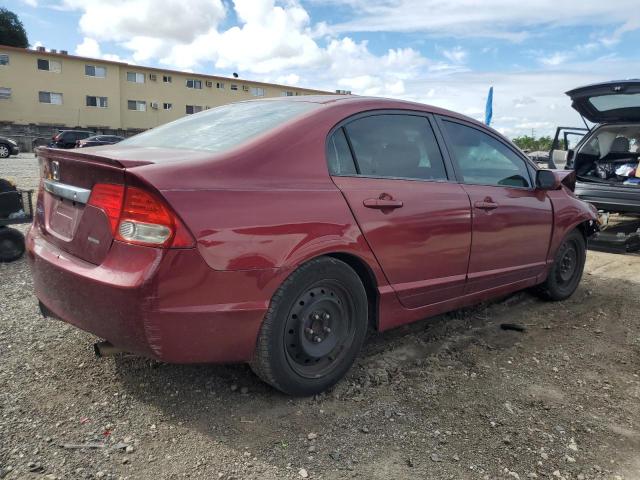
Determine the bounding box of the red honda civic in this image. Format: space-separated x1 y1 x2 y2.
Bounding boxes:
28 95 598 395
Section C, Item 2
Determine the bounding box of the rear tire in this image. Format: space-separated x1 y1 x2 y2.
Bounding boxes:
0 228 26 262
250 257 368 396
0 144 10 159
535 229 586 301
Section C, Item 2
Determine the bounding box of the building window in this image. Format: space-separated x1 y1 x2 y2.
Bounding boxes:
250 87 265 97
0 54 9 66
39 91 63 104
281 91 294 97
185 105 203 115
37 59 61 72
216 82 224 89
163 103 172 110
230 84 238 91
127 100 146 111
186 79 202 89
0 87 11 99
85 65 106 78
126 72 145 83
163 75 172 83
86 96 108 108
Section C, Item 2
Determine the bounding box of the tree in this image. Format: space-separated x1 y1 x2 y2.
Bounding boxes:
512 135 554 152
0 8 29 48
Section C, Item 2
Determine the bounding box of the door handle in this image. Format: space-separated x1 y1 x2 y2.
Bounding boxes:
363 198 404 209
474 200 498 210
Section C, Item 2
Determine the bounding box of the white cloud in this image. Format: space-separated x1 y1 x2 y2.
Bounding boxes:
75 37 123 62
75 37 101 58
63 0 640 139
513 96 536 108
325 0 640 41
63 0 225 43
441 46 467 63
276 73 301 86
539 52 570 67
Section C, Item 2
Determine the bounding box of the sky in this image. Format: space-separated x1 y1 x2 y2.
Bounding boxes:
5 0 640 137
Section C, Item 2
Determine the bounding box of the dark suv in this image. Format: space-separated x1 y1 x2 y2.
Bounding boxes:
550 80 640 214
49 130 94 149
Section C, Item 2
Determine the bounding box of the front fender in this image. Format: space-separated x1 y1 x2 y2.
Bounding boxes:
546 189 598 262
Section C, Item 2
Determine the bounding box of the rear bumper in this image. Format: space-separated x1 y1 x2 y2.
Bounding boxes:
27 226 285 363
575 181 640 214
10 145 19 155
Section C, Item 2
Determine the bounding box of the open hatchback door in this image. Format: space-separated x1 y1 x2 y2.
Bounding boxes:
566 80 640 123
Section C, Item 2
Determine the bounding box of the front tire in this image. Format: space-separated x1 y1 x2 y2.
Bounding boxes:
536 229 586 301
250 257 368 396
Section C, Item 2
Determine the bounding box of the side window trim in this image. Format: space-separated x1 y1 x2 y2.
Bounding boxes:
326 109 453 182
341 126 361 174
434 114 535 189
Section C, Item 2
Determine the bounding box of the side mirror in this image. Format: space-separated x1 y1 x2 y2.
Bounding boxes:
536 170 560 190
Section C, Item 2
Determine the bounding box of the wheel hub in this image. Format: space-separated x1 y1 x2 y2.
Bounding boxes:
284 285 352 376
558 246 577 282
298 303 340 358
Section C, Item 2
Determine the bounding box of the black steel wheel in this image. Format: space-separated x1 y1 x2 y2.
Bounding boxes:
284 282 357 379
0 227 26 262
251 257 368 396
535 229 586 301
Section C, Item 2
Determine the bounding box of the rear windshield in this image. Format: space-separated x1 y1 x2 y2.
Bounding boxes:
590 93 640 112
120 100 319 153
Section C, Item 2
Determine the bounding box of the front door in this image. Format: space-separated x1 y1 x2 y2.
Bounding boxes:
328 113 472 308
438 118 553 293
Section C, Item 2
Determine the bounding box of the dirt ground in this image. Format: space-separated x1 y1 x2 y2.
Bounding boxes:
1 154 639 480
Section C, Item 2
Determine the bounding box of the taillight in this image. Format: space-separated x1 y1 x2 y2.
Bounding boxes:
88 184 125 233
87 183 194 248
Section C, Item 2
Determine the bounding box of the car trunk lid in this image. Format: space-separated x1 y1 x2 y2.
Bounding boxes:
36 148 153 265
566 80 640 123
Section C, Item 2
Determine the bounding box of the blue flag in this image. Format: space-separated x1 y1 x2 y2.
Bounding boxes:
484 86 493 126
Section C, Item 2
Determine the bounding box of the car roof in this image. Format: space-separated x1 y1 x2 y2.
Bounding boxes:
256 94 488 128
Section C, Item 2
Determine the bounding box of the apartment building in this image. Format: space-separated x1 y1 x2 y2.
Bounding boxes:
0 44 335 131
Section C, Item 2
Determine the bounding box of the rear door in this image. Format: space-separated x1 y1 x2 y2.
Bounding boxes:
437 117 553 293
549 126 588 169
567 80 640 123
329 112 472 308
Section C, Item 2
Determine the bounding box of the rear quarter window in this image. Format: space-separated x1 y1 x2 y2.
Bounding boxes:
327 128 357 175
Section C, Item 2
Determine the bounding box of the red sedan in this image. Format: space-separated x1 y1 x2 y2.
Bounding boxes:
28 96 598 395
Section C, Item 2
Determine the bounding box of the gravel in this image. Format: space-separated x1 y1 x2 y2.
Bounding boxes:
1 154 639 479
